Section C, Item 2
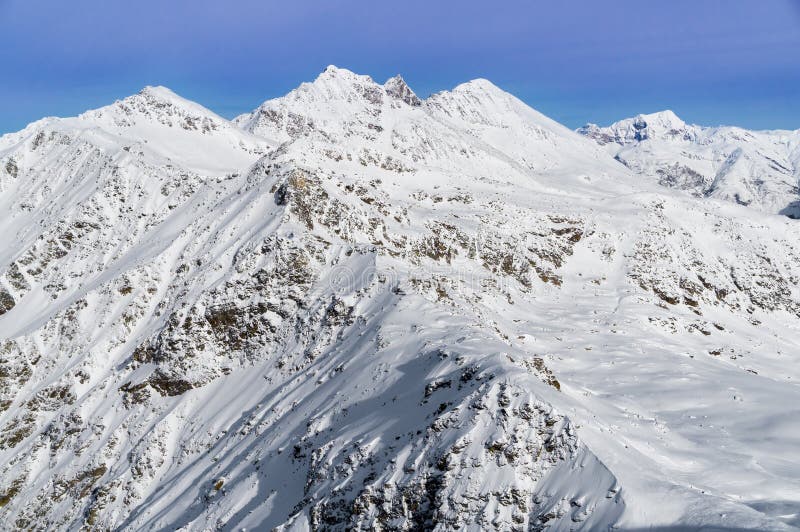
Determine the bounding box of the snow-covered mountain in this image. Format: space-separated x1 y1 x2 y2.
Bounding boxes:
1 67 799 531
578 111 800 218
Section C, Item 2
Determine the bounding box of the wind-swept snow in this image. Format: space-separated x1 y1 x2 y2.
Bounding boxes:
0 67 798 530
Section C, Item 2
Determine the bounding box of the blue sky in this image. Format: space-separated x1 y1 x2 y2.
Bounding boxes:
1 0 799 133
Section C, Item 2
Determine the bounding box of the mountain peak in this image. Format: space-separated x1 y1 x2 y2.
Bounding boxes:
452 78 504 96
313 65 372 85
126 85 223 118
234 66 387 142
138 85 180 100
97 84 212 119
291 65 386 107
383 74 422 106
635 110 686 130
578 109 692 145
65 84 269 174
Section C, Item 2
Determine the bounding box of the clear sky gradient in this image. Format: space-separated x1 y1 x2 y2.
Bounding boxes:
2 0 799 134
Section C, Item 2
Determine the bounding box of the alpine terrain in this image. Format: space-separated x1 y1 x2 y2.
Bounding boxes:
0 66 799 531
578 111 800 218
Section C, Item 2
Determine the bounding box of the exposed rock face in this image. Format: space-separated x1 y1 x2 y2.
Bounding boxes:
384 75 422 107
0 290 14 316
0 67 798 531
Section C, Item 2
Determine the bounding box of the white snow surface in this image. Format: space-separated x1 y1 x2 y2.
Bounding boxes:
578 111 800 218
0 67 798 531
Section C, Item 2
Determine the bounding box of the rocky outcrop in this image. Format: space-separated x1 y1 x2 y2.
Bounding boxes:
0 67 797 531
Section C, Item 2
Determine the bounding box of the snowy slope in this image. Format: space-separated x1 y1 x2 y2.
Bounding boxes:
578 111 800 217
0 67 798 531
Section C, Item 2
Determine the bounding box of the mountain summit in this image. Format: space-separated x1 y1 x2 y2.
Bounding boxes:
0 68 799 530
579 110 688 144
383 74 422 107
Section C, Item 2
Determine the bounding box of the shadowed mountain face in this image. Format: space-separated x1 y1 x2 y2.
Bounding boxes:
0 67 799 531
578 111 800 218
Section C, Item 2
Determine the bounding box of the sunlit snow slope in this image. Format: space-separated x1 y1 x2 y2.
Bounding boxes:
0 67 798 531
578 111 800 218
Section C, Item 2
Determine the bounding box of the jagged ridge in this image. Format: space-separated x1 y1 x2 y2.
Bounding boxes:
0 67 798 531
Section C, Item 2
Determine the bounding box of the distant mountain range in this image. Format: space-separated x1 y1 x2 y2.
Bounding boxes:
579 110 800 218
